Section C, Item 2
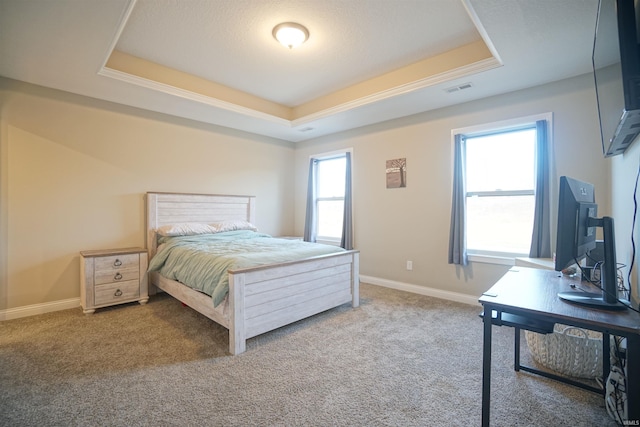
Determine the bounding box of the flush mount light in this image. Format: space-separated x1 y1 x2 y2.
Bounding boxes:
272 22 309 49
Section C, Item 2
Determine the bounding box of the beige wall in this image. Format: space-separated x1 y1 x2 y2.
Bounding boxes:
612 132 640 308
601 62 640 308
295 72 611 298
611 129 640 307
0 78 295 310
0 70 623 313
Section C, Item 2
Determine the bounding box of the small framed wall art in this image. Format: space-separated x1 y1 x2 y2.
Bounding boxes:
386 158 407 189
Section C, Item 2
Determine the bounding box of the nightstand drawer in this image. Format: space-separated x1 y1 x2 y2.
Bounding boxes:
94 280 140 306
94 253 139 272
95 268 139 285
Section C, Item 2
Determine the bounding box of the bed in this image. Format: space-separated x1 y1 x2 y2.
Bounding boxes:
145 192 360 355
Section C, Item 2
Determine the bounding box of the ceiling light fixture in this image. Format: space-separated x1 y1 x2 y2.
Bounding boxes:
272 22 309 49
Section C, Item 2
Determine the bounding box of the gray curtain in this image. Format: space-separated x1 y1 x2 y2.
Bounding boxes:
448 134 468 265
303 158 317 242
340 152 353 249
529 120 552 258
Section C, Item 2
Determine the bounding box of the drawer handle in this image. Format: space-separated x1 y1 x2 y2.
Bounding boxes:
113 259 122 267
114 273 123 281
114 289 123 297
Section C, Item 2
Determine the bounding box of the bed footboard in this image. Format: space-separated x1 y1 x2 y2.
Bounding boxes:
228 250 359 355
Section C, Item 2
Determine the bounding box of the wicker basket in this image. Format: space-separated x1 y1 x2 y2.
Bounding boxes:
525 324 606 379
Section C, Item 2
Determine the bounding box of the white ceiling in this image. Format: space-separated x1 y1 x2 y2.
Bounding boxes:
0 0 600 143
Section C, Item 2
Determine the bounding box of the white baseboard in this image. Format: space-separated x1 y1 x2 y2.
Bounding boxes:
1 277 478 321
0 298 80 321
360 275 480 306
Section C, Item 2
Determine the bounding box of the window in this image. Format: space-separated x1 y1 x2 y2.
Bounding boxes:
465 127 536 256
452 113 552 262
313 154 347 241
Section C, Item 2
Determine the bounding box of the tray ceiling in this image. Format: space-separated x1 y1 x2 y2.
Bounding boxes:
0 0 600 142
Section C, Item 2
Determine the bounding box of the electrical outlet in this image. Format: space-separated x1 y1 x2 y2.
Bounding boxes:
406 260 413 270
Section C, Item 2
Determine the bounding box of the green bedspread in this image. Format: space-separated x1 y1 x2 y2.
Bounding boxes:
148 230 345 307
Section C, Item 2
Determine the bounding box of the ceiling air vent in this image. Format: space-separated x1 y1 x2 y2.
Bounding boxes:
444 82 473 94
298 127 315 132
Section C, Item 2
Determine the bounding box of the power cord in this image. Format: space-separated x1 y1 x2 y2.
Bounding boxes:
572 260 640 314
606 365 627 424
603 154 640 424
569 260 632 423
626 157 640 300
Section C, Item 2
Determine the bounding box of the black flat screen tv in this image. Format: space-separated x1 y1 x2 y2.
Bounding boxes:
554 176 625 310
593 0 640 157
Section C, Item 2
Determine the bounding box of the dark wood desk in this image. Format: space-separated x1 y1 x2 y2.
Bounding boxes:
479 267 640 426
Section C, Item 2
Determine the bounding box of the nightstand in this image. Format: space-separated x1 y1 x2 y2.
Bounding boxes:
80 247 148 314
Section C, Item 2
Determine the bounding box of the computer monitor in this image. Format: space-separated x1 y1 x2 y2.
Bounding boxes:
554 176 625 310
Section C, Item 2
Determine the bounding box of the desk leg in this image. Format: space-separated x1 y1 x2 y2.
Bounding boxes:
514 326 521 372
627 334 639 423
603 333 610 386
482 306 493 427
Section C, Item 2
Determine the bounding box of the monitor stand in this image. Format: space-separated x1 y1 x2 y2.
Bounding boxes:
557 216 628 311
558 291 627 311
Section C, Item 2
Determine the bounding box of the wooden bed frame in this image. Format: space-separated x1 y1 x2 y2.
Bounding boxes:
145 192 360 355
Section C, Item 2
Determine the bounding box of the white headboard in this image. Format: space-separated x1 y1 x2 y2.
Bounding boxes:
145 192 256 258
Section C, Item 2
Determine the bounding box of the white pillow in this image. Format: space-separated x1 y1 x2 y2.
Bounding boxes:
156 223 217 237
156 220 258 237
210 219 258 233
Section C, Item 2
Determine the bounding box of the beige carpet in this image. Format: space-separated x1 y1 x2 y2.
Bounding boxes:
0 284 614 426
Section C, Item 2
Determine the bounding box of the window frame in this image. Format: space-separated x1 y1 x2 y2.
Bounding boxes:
452 113 553 265
310 148 353 245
